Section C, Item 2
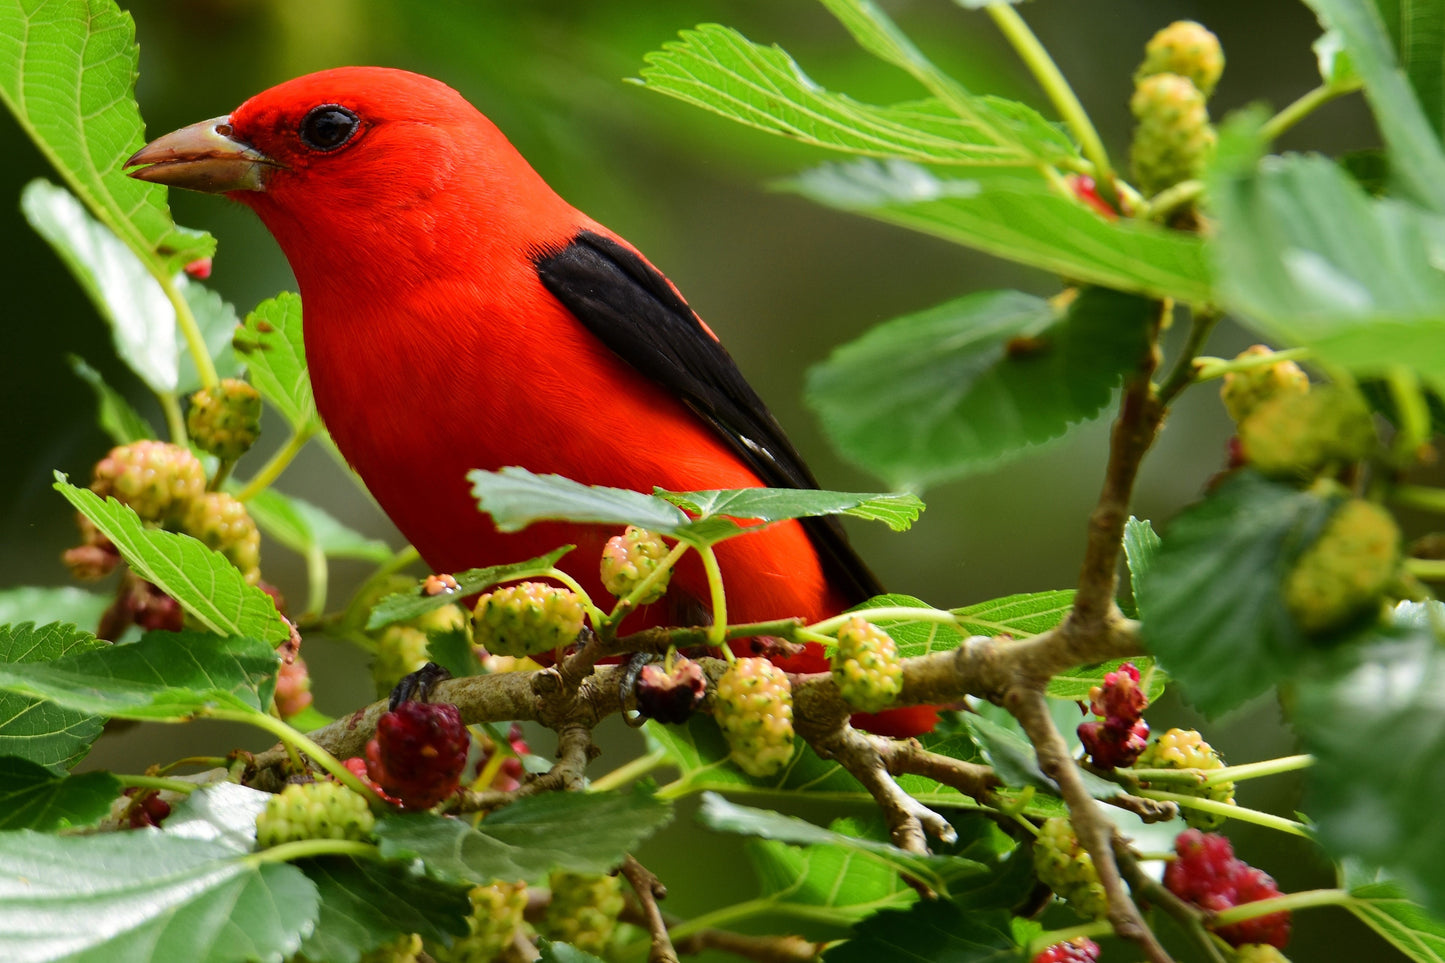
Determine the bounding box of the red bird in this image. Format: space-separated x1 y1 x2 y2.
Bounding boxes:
127 67 935 736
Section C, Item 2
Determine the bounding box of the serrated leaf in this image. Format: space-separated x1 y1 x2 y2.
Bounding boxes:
164 782 269 851
365 548 572 629
1046 657 1167 703
953 589 1074 638
0 0 213 273
1296 602 1445 917
0 829 315 963
68 355 153 444
849 594 972 660
234 292 317 431
824 900 1017 963
962 712 1119 801
660 488 925 534
374 787 672 884
1210 134 1445 390
1303 0 1445 210
55 479 288 644
1372 0 1445 139
698 793 984 894
638 24 1072 168
1139 471 1337 716
0 757 118 830
246 488 392 564
0 621 106 772
299 857 471 963
746 837 919 928
1123 515 1162 618
1346 877 1445 963
470 468 687 534
0 629 278 721
789 159 1212 303
807 287 1154 489
0 588 108 638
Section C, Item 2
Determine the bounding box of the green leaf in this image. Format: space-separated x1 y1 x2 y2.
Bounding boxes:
745 837 919 929
0 757 119 831
1296 602 1445 917
1372 0 1445 140
824 900 1017 962
789 160 1212 303
246 488 393 564
659 488 925 534
68 355 153 444
538 941 608 963
0 587 109 637
164 782 269 851
1046 657 1167 704
1314 29 1362 89
806 287 1154 489
1123 515 1161 617
1346 877 1445 963
0 621 106 772
638 24 1073 168
1303 0 1445 210
55 479 288 644
299 858 471 963
1209 137 1445 389
697 793 984 895
0 0 213 273
374 787 673 884
962 710 1120 801
176 277 242 395
0 628 278 721
234 293 317 431
365 548 572 629
952 589 1074 638
1139 471 1337 716
0 829 315 963
850 594 972 660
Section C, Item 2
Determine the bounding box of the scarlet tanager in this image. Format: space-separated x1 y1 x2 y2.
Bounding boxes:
126 67 936 736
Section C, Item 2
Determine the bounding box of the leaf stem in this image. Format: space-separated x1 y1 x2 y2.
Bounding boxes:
161 275 218 390
985 2 1118 207
208 707 382 805
159 391 188 446
1193 348 1312 382
1128 753 1314 788
810 606 959 634
115 773 198 793
546 566 606 629
1405 558 1445 581
697 544 729 649
247 838 380 865
234 425 315 502
606 542 692 628
303 543 329 622
589 747 671 793
1261 82 1360 142
1138 789 1310 836
1210 888 1349 924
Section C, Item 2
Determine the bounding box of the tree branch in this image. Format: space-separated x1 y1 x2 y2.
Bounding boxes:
621 854 679 963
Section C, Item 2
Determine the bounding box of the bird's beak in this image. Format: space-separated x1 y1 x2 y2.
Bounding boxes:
124 116 276 193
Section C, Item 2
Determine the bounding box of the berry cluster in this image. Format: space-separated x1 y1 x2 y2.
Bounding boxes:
472 581 586 658
365 700 470 810
1238 386 1376 479
430 880 529 963
600 526 672 604
1128 21 1222 197
1135 727 1235 830
255 780 374 847
1220 346 1309 425
1077 661 1149 769
1283 498 1400 635
1032 936 1101 963
712 657 795 777
541 871 625 956
1164 829 1291 948
1032 817 1108 920
635 656 707 724
186 378 261 461
830 616 903 713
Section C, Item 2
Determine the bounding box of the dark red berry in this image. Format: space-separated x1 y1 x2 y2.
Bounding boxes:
1078 718 1149 769
343 756 400 806
1032 936 1101 963
365 701 470 810
124 789 172 829
1078 662 1149 769
634 657 707 724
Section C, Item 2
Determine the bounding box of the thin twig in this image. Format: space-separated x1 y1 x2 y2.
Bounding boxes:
621 855 678 963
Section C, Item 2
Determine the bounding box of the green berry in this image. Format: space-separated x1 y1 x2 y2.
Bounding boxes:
1136 728 1235 830
472 582 585 657
543 871 625 956
430 880 529 963
600 526 672 604
831 616 903 713
1284 498 1400 634
1238 386 1376 478
91 440 205 524
1130 72 1215 196
255 780 374 848
1136 20 1225 98
1234 945 1291 963
359 932 423 963
371 625 432 696
1220 346 1310 424
1033 817 1108 920
187 378 262 461
713 657 795 777
183 492 261 584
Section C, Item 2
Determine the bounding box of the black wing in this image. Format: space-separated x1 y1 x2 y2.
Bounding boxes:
534 230 883 604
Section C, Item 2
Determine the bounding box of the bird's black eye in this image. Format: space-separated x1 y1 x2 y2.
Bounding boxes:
298 105 359 151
